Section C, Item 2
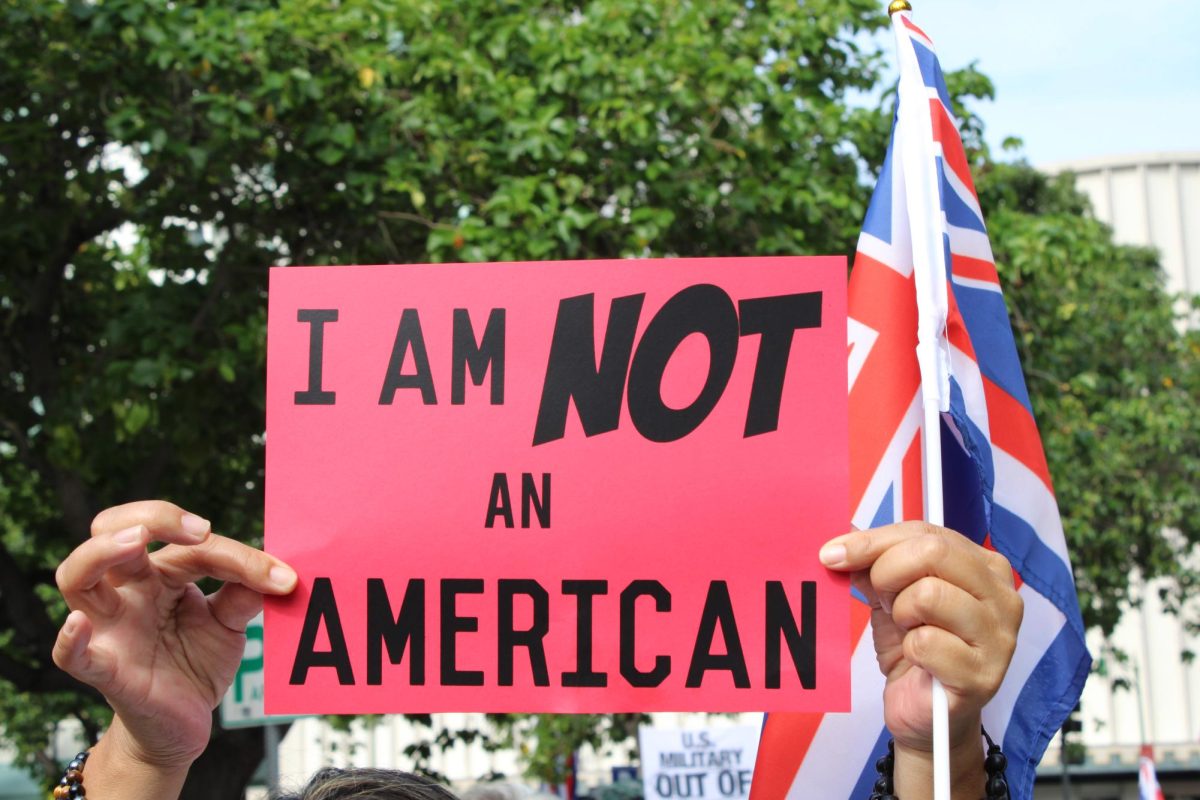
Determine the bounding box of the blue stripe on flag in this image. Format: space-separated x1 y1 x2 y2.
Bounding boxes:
946 379 997 497
940 413 990 545
861 142 896 244
937 159 987 232
1001 625 1093 799
910 40 954 112
990 505 1085 638
872 483 899 527
850 728 894 799
949 284 1034 414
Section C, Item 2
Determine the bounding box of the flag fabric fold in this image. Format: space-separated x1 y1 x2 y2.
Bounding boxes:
749 9 1091 799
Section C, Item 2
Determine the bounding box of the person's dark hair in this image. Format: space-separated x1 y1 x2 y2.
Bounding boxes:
274 768 460 800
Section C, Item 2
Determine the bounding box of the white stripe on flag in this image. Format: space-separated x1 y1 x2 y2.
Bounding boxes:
993 448 1071 566
856 231 914 278
848 317 880 392
947 225 995 263
851 392 923 529
982 584 1067 743
951 275 1003 294
948 343 992 440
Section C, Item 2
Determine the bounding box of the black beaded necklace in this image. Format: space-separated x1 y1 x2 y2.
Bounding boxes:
869 727 1010 800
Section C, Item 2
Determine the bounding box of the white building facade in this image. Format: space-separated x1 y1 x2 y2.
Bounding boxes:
1032 152 1200 799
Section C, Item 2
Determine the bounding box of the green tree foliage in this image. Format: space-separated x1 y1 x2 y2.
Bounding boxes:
976 162 1200 635
1 0 886 793
1 0 1196 796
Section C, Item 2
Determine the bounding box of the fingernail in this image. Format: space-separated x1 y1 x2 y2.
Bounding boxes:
819 543 847 566
114 525 144 546
63 611 82 636
181 513 211 541
269 565 297 591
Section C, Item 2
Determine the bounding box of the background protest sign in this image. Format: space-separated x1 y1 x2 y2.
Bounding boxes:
220 613 302 728
263 257 849 713
639 725 760 800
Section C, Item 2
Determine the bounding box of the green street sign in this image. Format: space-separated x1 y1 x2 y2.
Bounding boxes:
220 612 301 729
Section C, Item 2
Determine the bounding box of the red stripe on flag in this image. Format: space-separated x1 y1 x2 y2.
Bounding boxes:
750 600 875 799
945 280 978 362
950 253 999 284
848 254 920 508
902 429 924 520
982 377 1055 492
928 100 979 200
900 16 932 44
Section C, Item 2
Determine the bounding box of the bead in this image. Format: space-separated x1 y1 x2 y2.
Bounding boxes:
67 761 82 772
874 754 893 774
68 783 85 799
873 775 893 794
65 769 83 782
53 785 70 799
985 750 1008 773
987 774 1009 798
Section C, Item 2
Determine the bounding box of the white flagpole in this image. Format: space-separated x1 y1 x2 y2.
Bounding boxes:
889 2 953 799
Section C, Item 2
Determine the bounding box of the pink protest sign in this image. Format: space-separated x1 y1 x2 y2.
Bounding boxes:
264 257 849 714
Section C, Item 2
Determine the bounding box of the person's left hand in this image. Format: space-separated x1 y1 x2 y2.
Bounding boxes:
818 521 1023 753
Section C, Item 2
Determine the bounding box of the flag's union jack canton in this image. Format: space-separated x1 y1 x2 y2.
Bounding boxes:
750 11 1090 800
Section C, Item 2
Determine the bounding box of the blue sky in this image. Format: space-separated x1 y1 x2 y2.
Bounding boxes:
877 0 1200 166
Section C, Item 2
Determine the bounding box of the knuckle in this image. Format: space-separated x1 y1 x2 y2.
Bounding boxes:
986 547 1011 571
916 533 951 563
150 542 183 572
905 625 935 662
89 511 108 537
913 576 945 612
1009 588 1025 620
239 546 267 579
899 520 938 539
193 532 221 555
986 549 1017 584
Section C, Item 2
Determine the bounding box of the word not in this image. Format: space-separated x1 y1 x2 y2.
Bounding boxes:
291 285 822 445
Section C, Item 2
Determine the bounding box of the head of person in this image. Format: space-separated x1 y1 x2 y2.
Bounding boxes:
275 768 459 800
460 783 530 800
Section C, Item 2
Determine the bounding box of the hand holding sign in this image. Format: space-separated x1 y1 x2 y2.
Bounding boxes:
819 521 1022 796
51 501 298 782
51 510 1021 798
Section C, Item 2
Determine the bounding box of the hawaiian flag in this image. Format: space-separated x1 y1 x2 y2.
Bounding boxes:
1139 745 1165 800
749 9 1091 800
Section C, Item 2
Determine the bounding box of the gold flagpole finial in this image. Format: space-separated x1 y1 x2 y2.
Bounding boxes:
888 0 912 15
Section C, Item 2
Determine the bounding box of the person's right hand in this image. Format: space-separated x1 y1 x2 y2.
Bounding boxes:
53 500 298 770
